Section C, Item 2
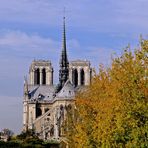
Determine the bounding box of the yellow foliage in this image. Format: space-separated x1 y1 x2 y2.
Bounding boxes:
65 40 148 148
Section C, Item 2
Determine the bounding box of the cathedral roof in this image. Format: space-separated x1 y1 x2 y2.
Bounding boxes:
27 81 75 102
28 85 56 101
56 80 75 99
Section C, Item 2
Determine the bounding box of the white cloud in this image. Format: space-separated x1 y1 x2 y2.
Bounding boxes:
0 30 84 95
0 30 60 100
0 30 60 53
0 30 88 62
0 29 114 91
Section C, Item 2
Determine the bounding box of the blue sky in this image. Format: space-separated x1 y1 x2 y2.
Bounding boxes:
0 0 147 134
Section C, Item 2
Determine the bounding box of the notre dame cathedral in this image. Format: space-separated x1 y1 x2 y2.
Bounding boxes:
23 17 92 141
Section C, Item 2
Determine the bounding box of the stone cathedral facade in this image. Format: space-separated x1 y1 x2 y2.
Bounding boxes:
23 18 92 141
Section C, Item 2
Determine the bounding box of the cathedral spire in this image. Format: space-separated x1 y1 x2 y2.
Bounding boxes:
61 16 68 65
59 16 69 88
62 16 67 56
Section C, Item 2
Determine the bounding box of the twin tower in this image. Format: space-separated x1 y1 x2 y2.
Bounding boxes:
29 17 92 88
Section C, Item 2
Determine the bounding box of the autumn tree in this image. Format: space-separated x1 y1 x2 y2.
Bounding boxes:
66 40 148 148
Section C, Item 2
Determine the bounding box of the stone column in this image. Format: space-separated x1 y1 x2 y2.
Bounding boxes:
85 68 90 85
46 69 53 85
51 70 53 85
23 101 28 131
78 68 81 86
30 70 34 85
28 106 35 130
69 68 72 84
40 68 42 85
46 69 49 85
89 69 91 85
54 108 59 139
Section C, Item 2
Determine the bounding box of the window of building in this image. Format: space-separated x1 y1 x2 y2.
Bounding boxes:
34 68 40 85
72 69 78 87
80 69 85 85
36 107 42 118
42 68 46 85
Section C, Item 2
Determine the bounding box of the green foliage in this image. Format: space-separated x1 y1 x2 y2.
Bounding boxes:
16 129 37 140
0 130 60 148
0 141 20 148
65 40 148 148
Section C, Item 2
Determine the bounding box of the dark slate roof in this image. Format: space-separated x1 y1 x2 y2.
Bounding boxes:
28 85 56 101
28 80 76 102
56 80 75 99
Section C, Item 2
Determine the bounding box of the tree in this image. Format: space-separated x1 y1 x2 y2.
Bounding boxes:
1 128 14 137
66 40 148 147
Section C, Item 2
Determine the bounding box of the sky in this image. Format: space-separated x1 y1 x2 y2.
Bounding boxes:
0 0 147 134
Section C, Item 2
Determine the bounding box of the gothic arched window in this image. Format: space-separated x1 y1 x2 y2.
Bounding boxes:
42 68 46 85
72 69 78 87
36 107 42 118
80 69 85 85
34 68 40 85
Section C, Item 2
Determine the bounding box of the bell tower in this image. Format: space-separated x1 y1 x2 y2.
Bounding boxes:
69 60 92 87
29 60 53 85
